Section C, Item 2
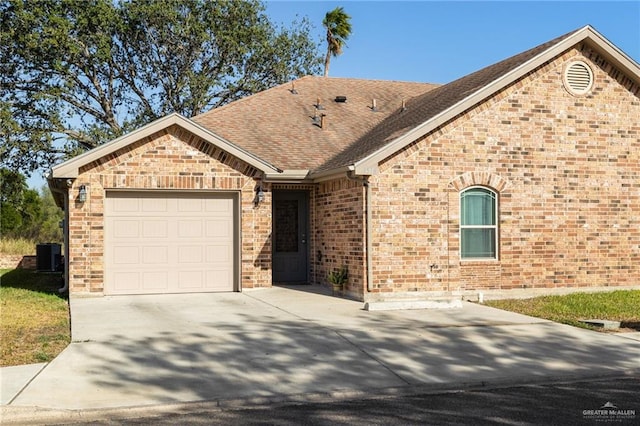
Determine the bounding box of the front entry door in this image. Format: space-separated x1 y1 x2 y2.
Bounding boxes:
272 191 309 283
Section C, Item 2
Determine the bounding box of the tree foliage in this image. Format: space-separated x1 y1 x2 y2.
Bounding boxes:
1 0 322 176
1 169 62 242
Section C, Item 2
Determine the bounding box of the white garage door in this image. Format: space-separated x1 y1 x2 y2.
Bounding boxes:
105 191 237 295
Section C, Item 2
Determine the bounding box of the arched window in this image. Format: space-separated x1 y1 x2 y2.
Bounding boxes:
460 187 498 259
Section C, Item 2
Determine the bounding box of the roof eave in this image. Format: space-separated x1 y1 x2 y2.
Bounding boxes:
264 169 312 182
581 26 640 79
51 113 281 179
307 165 362 182
354 25 640 174
46 174 69 209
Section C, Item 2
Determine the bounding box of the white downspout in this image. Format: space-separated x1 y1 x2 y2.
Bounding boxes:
59 193 69 294
365 181 372 292
347 172 373 292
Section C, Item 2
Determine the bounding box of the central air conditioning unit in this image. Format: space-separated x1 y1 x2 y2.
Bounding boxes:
36 243 62 272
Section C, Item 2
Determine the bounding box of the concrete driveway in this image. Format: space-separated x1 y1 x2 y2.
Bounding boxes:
6 286 640 411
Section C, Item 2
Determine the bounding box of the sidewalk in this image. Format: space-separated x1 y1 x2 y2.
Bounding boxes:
2 286 640 423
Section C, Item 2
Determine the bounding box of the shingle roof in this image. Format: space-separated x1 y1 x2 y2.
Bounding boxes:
317 27 584 173
192 26 640 177
192 76 438 171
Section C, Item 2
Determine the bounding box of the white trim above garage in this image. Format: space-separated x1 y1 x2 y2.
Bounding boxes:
104 190 239 295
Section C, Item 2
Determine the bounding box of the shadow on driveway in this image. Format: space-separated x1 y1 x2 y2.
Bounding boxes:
9 287 640 410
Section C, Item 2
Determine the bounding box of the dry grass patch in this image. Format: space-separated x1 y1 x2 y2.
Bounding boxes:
0 238 36 256
0 269 70 366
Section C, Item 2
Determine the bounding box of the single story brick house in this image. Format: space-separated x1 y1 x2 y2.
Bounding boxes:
49 25 640 301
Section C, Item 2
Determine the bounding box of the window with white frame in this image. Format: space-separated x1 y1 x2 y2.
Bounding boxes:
460 187 498 259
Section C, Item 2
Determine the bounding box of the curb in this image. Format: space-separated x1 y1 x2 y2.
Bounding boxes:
2 369 638 425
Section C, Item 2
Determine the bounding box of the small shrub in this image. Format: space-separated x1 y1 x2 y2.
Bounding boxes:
328 266 348 286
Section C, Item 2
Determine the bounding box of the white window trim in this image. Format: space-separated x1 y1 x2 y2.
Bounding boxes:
459 186 499 261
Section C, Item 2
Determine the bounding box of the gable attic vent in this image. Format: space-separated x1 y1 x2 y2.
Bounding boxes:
563 61 594 95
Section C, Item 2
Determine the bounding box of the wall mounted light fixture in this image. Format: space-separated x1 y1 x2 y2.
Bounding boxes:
78 185 87 203
254 184 264 206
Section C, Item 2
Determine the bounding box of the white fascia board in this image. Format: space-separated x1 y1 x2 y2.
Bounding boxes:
264 170 311 182
582 26 640 79
308 165 356 182
51 113 280 178
352 163 380 176
354 26 637 174
277 164 371 183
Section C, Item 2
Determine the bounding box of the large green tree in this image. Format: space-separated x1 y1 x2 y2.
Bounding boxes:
0 169 27 234
322 6 351 77
1 169 63 241
1 0 322 176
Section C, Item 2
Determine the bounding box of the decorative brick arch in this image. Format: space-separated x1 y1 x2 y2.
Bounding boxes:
449 171 509 192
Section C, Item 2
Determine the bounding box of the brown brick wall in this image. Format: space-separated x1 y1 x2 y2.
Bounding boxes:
314 178 366 297
67 125 272 294
370 46 640 296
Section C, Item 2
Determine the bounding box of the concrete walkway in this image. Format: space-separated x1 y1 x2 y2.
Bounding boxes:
2 285 640 420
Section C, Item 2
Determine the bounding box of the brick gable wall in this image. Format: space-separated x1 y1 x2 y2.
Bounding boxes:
67 125 272 294
369 45 640 298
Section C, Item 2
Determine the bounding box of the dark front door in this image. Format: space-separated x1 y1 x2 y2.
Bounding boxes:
272 191 309 283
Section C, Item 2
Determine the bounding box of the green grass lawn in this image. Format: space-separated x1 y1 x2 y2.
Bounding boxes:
0 269 70 366
485 290 640 330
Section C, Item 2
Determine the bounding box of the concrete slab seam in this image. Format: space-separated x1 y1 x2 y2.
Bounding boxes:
5 363 48 406
331 329 412 386
242 291 310 321
243 290 413 385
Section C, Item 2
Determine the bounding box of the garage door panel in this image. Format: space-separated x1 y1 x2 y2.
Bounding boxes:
111 197 140 213
177 270 205 289
178 220 203 238
113 220 140 238
205 269 233 290
206 244 232 262
206 219 232 238
112 272 141 291
178 198 203 212
142 221 168 238
178 246 203 263
106 192 236 295
206 197 232 214
142 246 168 264
141 272 168 290
141 197 167 212
113 246 140 264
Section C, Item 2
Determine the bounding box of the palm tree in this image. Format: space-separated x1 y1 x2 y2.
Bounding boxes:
322 7 352 77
